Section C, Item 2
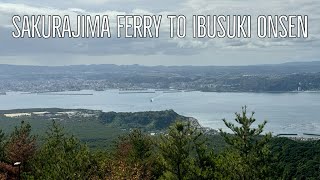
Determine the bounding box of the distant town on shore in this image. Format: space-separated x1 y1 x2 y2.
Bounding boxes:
1 61 320 93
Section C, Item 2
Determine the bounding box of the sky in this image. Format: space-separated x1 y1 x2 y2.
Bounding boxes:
0 0 319 66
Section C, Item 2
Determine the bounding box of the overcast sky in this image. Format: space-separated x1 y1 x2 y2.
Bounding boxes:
0 0 319 66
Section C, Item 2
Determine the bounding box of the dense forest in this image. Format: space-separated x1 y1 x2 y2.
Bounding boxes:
0 109 190 149
0 107 319 179
98 110 189 130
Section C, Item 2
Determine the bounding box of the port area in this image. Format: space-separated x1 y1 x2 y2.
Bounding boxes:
119 89 155 94
118 88 191 94
276 133 320 141
118 88 155 94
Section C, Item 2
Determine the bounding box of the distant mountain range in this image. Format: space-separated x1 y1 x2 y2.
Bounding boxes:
1 61 320 76
0 61 319 92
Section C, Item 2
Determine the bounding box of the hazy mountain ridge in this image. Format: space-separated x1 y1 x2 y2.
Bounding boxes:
1 61 320 75
0 61 320 92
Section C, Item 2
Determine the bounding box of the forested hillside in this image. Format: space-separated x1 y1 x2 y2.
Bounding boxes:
0 107 319 179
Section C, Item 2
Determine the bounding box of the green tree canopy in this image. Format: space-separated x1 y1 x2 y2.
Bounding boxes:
219 106 272 179
158 121 216 180
31 121 91 179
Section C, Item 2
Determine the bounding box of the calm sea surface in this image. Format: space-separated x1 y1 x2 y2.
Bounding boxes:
1 90 320 135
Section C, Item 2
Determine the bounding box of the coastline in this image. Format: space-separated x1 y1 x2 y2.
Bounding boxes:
2 88 320 95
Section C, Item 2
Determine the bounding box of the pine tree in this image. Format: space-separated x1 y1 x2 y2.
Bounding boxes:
219 106 272 179
5 121 36 165
32 120 91 179
158 121 216 180
108 129 154 180
0 130 5 161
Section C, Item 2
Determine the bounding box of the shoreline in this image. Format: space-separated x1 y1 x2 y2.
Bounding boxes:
1 89 319 95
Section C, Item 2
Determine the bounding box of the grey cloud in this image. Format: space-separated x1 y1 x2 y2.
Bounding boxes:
0 0 319 65
0 25 200 56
